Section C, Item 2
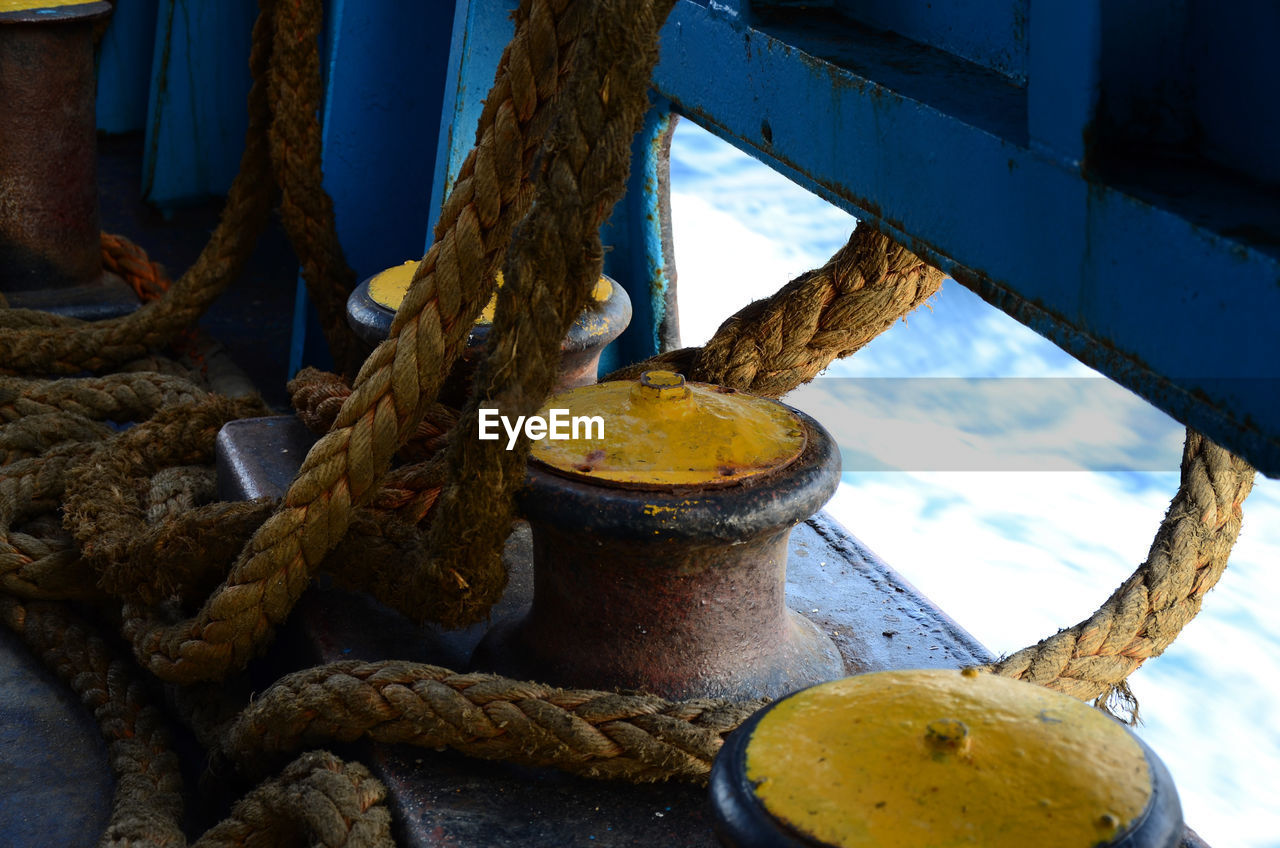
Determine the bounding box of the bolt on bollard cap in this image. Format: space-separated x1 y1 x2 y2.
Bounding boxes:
710 668 1184 848
530 370 808 488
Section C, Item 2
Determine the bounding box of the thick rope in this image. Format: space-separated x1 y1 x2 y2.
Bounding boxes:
191 750 393 848
223 660 758 784
267 0 362 377
124 0 594 684
3 597 391 848
417 0 680 628
60 397 272 607
289 367 459 460
1 444 99 601
0 372 209 423
989 429 1255 707
605 222 946 396
101 232 171 303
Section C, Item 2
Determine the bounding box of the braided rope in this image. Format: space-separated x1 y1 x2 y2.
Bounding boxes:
268 0 362 377
289 367 459 460
191 750 393 848
124 0 593 684
223 660 758 784
0 372 209 423
0 444 98 601
101 232 170 303
0 596 187 848
419 0 680 628
989 430 1255 705
605 223 946 397
2 599 391 848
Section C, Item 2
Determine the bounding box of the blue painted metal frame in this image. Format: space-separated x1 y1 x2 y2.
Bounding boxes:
428 0 1280 476
642 0 1280 476
427 0 518 241
428 0 679 376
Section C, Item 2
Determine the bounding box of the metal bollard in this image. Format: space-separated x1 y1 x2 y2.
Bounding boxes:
346 260 632 395
0 2 134 318
710 668 1184 848
471 370 846 700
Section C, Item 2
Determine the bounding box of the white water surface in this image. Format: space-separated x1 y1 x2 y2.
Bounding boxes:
668 119 1280 848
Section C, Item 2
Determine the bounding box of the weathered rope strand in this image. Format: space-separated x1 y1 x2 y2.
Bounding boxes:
605 222 946 397
267 0 362 377
223 660 758 784
988 429 1255 706
0 596 187 848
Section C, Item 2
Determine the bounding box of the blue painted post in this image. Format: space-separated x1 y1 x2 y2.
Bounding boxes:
599 100 678 371
95 0 161 133
426 0 517 241
142 0 258 211
289 0 456 374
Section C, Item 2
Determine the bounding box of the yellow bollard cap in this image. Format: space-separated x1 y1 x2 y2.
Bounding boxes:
728 668 1160 848
0 1 98 11
530 371 807 488
366 263 612 326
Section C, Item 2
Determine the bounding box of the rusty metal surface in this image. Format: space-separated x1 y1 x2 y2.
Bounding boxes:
214 415 316 501
0 2 110 293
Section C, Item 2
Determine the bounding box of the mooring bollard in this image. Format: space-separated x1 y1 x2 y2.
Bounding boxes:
0 1 135 318
710 668 1184 848
471 370 846 700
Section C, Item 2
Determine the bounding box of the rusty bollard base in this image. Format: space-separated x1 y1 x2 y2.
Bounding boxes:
471 372 845 701
0 2 135 320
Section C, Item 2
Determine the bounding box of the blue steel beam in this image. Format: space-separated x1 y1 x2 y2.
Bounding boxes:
650 0 1280 477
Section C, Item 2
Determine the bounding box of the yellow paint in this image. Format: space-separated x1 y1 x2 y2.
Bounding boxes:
366 260 420 311
0 0 93 10
745 669 1152 848
531 371 806 487
367 264 610 327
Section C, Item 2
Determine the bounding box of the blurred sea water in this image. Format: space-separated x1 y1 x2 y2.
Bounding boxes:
668 119 1280 848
